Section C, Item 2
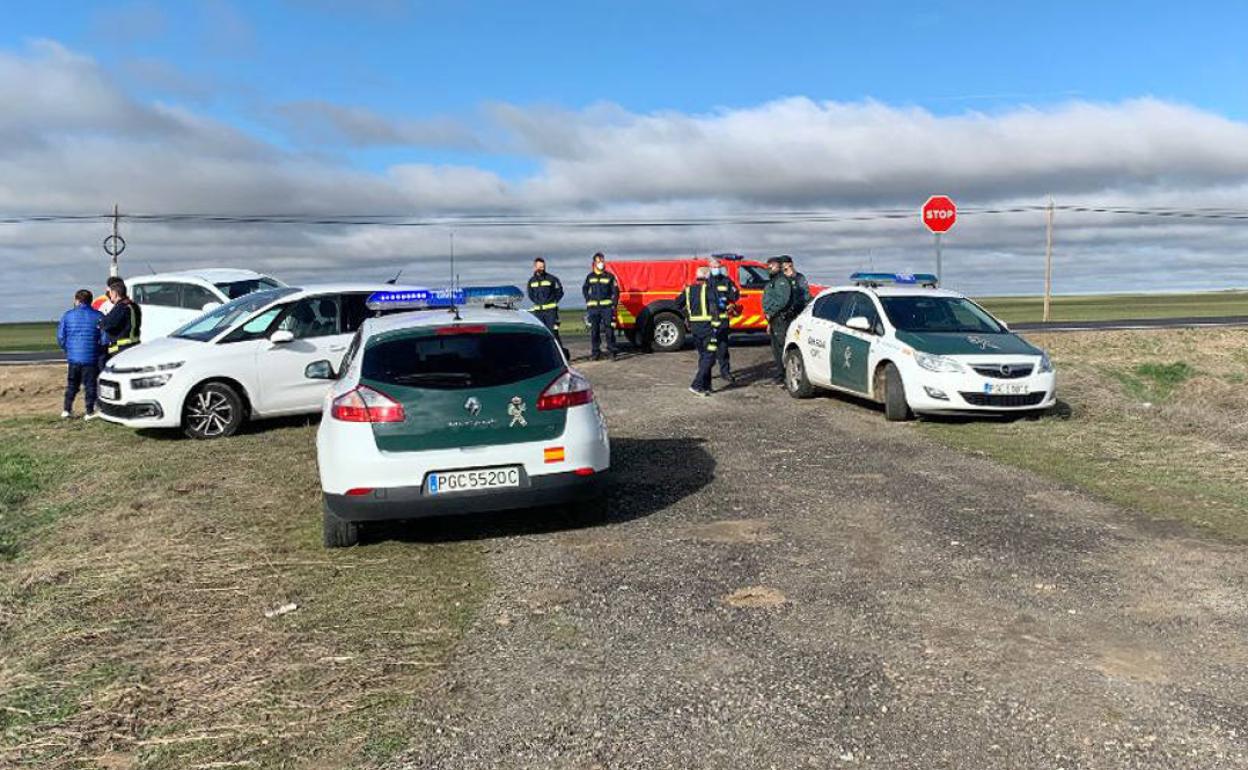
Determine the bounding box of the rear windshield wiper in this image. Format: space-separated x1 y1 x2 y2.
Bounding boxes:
390 372 473 384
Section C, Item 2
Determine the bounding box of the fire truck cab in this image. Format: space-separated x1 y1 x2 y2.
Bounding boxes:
611 254 819 352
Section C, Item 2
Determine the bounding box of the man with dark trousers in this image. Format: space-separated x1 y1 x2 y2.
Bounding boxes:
526 257 565 343
99 276 143 364
681 266 725 396
761 256 793 384
56 289 105 419
706 254 741 384
581 252 619 360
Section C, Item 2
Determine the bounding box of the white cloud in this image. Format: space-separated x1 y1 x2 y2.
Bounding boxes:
276 100 482 150
2 40 1248 321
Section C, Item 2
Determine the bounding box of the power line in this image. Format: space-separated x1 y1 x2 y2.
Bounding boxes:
0 204 1246 228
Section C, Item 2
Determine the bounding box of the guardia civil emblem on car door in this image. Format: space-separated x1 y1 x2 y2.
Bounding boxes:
507 396 527 427
464 397 481 416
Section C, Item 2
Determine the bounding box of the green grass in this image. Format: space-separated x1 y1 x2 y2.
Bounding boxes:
0 415 489 769
976 290 1248 324
920 328 1248 541
0 323 56 352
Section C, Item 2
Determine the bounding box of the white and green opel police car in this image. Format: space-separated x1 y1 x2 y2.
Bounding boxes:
308 286 611 547
782 273 1056 420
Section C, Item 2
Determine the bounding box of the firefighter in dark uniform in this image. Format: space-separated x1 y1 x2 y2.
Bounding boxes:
581 252 619 360
526 258 564 343
681 266 724 396
98 276 143 364
706 255 740 384
761 257 792 384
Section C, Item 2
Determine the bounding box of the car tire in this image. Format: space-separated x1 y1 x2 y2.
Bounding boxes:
784 348 814 399
182 382 245 439
883 363 913 422
322 500 360 548
650 312 686 353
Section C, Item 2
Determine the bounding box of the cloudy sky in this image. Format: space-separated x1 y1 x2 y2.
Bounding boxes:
3 1 1248 320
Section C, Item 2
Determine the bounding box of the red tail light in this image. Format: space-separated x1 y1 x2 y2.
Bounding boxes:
537 369 594 411
331 385 405 423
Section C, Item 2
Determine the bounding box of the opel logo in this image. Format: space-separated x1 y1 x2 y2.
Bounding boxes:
464 397 481 416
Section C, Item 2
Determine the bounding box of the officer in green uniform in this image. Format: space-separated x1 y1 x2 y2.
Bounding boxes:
761 257 793 384
526 258 564 344
681 266 724 396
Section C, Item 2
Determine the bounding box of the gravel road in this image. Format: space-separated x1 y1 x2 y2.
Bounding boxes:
391 340 1248 770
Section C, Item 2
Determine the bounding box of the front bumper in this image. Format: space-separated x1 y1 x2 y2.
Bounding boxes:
904 369 1057 414
324 468 607 522
96 377 185 429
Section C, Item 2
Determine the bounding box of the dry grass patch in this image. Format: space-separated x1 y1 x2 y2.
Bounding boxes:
922 328 1248 540
0 406 487 769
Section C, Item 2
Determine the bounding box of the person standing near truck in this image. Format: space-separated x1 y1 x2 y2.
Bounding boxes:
582 252 619 361
56 289 105 419
527 257 565 343
681 266 724 396
761 256 793 384
706 255 741 384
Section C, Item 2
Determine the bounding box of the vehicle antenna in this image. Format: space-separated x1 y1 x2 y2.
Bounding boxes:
386 268 403 285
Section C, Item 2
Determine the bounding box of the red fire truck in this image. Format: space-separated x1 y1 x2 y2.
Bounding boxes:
609 254 822 352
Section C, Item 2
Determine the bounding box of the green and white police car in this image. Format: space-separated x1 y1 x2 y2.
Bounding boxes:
308 286 611 547
782 273 1056 420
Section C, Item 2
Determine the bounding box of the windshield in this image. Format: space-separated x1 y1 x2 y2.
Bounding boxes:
215 277 285 300
171 287 299 342
880 296 1005 334
363 329 564 390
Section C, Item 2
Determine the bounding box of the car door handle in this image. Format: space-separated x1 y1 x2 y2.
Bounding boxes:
328 345 346 352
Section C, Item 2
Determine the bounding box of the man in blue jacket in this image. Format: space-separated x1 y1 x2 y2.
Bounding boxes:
56 289 105 419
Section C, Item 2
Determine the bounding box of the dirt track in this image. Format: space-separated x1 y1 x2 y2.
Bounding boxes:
390 339 1248 769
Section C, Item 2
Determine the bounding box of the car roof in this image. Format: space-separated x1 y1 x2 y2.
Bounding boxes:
363 307 546 337
130 268 275 284
819 284 965 299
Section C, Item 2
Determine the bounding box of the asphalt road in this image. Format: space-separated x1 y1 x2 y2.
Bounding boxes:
383 340 1248 769
5 314 1248 366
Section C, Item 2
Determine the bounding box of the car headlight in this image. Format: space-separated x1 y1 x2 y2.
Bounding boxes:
914 351 965 373
131 374 172 389
1037 352 1054 373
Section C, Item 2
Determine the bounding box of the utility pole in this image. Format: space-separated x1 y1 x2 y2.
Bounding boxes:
110 203 120 277
1043 196 1054 322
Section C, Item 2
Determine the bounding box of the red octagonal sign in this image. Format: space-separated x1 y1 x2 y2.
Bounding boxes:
921 195 957 234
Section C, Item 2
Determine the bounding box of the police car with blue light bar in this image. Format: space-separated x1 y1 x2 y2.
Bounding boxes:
307 285 611 547
781 273 1057 419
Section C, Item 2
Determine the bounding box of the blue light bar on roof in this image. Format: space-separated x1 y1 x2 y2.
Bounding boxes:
710 252 744 261
366 285 524 311
850 272 939 288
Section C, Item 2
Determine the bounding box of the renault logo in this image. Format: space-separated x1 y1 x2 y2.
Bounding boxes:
1000 364 1012 376
464 397 481 416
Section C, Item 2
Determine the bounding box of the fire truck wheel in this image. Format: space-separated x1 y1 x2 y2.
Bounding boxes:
650 312 686 352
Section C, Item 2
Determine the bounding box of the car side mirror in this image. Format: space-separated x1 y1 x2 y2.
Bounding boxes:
845 316 872 333
201 302 222 313
270 329 295 344
304 360 336 380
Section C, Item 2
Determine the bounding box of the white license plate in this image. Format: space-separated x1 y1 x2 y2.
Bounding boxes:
987 382 1029 395
100 383 119 401
426 466 522 495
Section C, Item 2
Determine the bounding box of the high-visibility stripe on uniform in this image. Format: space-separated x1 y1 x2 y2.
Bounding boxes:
530 280 553 287
586 299 614 307
685 283 713 322
533 302 558 310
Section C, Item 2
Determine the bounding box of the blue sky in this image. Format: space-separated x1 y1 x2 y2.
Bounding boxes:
2 1 1248 319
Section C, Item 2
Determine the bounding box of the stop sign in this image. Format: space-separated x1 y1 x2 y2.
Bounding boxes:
921 195 957 233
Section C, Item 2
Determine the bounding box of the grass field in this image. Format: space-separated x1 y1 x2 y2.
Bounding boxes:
0 407 489 768
5 291 1248 351
0 323 57 352
921 327 1248 541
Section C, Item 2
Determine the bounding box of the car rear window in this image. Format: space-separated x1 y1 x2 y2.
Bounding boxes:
362 329 564 390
